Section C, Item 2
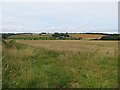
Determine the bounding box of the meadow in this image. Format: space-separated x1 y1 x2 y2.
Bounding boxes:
2 39 118 88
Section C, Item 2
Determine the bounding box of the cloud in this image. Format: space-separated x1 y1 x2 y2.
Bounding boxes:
1 0 119 2
1 2 118 33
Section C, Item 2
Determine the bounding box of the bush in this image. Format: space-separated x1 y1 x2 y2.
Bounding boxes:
52 33 69 38
2 33 15 39
100 35 120 40
2 39 16 48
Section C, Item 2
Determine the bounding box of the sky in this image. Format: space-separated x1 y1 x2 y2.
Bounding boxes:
1 1 118 33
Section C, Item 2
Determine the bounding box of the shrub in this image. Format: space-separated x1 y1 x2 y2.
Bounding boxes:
100 35 120 40
2 39 16 48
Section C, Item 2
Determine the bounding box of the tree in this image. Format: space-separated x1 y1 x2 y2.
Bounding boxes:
100 35 120 40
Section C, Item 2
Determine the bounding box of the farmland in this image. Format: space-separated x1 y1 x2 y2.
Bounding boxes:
69 34 105 39
8 34 52 38
8 34 53 40
2 39 119 88
1 1 119 88
8 33 105 40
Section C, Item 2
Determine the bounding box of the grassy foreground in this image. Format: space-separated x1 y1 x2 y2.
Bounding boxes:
2 40 118 88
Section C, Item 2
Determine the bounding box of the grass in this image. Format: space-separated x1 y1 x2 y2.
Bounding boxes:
2 40 118 88
8 34 52 38
8 34 53 40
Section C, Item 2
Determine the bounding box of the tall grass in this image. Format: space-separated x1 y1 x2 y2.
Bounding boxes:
2 40 118 88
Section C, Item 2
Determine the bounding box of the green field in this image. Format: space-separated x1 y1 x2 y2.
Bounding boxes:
2 40 118 88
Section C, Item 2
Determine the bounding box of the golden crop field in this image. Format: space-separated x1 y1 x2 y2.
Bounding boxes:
69 34 105 39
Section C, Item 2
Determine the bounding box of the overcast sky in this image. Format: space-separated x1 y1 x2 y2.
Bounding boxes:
1 1 118 33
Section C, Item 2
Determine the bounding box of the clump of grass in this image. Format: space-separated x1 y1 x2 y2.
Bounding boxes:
2 39 16 48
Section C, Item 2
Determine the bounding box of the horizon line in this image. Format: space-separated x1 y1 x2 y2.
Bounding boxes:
0 32 119 34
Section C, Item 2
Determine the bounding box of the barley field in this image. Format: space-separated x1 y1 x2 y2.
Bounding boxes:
2 40 118 88
69 34 105 39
